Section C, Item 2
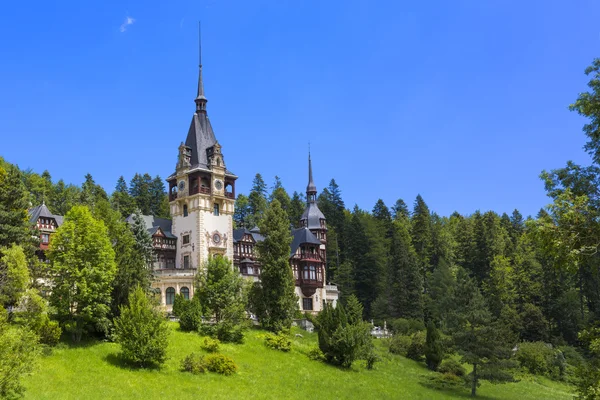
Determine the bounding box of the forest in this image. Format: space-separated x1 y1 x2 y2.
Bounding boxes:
2 59 600 399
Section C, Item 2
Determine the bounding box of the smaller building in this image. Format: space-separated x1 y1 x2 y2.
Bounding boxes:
28 202 63 259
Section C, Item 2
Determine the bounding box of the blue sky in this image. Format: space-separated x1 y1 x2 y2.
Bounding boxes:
1 0 599 218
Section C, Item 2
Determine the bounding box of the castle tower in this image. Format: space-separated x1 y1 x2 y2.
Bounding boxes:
162 44 237 307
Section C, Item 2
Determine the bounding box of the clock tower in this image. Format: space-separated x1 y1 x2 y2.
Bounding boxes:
165 57 237 291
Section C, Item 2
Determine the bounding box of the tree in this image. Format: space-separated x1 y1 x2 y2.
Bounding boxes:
195 256 247 333
94 202 152 317
129 173 153 215
0 308 39 399
149 176 169 218
80 173 108 208
0 165 33 251
48 205 117 342
251 199 297 332
412 195 433 283
0 244 30 309
49 179 81 216
110 176 135 218
113 287 170 367
392 198 410 220
269 176 291 218
248 173 268 227
425 321 444 371
289 191 305 228
449 269 516 397
233 194 251 228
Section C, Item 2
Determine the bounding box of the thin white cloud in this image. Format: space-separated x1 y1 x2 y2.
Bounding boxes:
120 16 135 33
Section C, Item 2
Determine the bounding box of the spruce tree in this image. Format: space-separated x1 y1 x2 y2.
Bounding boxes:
289 191 305 228
234 194 251 228
80 173 108 208
130 210 154 268
149 176 169 218
424 321 443 371
392 198 410 220
248 173 268 227
129 173 153 215
412 195 433 283
111 176 135 218
269 176 291 220
252 199 297 332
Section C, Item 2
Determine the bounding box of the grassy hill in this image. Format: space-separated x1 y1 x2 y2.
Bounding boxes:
23 323 575 400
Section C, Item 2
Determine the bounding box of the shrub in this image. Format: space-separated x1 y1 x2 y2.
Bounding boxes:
264 332 292 352
172 294 189 318
422 373 466 391
202 337 220 353
438 359 466 377
179 297 203 332
406 331 426 361
307 346 325 362
39 320 62 346
199 321 245 344
389 335 411 356
181 353 206 374
389 318 425 336
515 342 555 376
204 353 237 375
113 287 170 367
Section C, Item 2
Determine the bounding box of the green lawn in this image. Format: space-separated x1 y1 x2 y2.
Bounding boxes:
23 323 575 400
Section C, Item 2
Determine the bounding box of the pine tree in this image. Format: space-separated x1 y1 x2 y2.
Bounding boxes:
49 179 80 216
425 321 443 371
412 195 433 283
130 210 154 268
389 217 423 320
252 199 297 332
149 176 169 218
269 176 291 221
80 173 107 208
248 173 268 227
110 176 135 218
48 205 117 342
289 191 305 228
449 269 516 397
0 165 34 252
129 173 153 215
392 198 410 220
114 286 170 367
234 194 251 228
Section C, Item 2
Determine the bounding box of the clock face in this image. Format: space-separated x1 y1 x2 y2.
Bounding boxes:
212 233 221 244
178 180 185 191
214 180 223 190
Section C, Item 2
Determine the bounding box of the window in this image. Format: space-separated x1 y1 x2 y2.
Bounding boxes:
183 255 190 269
180 287 190 300
183 204 188 217
303 298 313 311
183 235 190 245
166 287 175 305
213 203 220 216
309 265 316 280
41 234 49 244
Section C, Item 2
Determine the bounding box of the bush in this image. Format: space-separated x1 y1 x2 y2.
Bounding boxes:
264 332 292 352
406 331 426 361
39 320 62 346
425 321 444 371
113 287 170 367
199 321 245 344
204 353 237 375
172 294 189 318
201 337 220 353
179 297 203 332
389 335 412 356
438 359 466 377
422 373 466 391
389 318 425 336
515 342 555 376
307 346 325 362
181 353 206 374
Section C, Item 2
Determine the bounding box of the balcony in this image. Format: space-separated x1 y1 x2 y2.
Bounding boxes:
153 268 197 277
300 253 321 261
225 191 235 199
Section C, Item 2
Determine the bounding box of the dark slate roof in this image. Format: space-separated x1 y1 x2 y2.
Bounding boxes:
126 214 176 239
300 202 326 231
233 228 264 243
28 203 63 226
186 112 217 169
307 155 317 194
290 227 321 256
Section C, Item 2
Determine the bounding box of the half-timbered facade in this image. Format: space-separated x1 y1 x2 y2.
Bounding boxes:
28 203 63 259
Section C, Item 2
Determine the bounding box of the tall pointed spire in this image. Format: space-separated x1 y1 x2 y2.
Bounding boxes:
307 150 317 202
195 21 207 114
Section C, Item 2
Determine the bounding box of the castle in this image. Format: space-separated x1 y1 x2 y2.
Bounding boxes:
30 53 338 314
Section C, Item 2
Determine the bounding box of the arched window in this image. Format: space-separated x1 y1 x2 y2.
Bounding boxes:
166 287 175 305
183 204 188 217
180 287 190 300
